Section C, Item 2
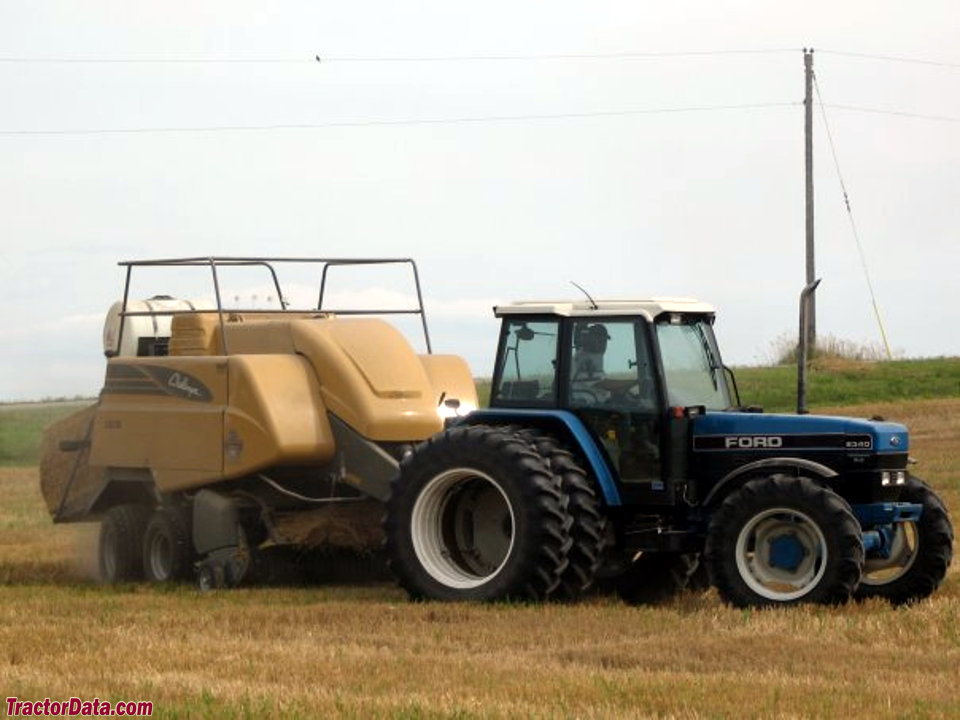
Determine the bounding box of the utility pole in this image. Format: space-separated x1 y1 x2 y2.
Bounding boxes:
803 48 816 352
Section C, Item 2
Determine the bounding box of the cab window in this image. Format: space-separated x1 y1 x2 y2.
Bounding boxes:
567 320 656 411
492 319 559 405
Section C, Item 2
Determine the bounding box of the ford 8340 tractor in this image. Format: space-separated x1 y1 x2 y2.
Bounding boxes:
42 258 952 607
385 299 952 607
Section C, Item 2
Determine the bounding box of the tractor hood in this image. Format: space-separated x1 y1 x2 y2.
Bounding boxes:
692 412 909 453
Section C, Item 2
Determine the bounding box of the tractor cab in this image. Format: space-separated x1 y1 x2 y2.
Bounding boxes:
489 299 730 504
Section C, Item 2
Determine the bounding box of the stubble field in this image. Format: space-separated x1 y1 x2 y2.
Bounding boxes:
1 396 959 718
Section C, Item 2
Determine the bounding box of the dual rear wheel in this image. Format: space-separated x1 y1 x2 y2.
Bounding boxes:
384 425 605 602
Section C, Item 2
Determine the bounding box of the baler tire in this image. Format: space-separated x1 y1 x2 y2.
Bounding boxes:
615 552 698 605
142 508 194 583
705 475 864 608
515 430 606 600
99 504 151 583
856 476 953 605
384 424 571 602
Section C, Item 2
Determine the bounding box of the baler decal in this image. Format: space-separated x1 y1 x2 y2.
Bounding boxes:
103 364 213 402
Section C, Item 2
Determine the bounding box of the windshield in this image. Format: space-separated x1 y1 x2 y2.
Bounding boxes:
655 318 730 410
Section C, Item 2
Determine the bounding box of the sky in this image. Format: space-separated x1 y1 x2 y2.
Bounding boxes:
1 1 958 400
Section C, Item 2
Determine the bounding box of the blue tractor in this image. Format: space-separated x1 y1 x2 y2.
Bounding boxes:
384 299 953 607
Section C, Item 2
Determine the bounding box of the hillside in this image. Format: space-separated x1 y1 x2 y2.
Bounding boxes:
733 356 960 413
475 356 960 413
4 357 960 466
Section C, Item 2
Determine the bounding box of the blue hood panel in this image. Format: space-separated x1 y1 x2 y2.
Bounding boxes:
693 412 909 453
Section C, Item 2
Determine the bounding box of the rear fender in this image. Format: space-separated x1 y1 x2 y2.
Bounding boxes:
460 409 621 506
87 468 157 517
193 489 242 555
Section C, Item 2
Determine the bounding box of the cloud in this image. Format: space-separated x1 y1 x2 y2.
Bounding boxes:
4 311 103 340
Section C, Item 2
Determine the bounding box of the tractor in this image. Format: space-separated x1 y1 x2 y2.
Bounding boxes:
384 298 953 607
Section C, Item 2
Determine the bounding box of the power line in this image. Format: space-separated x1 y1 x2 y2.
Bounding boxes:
3 101 953 138
315 48 799 63
813 74 893 359
3 48 956 70
819 49 960 69
0 57 307 65
0 100 800 137
823 104 960 124
0 48 799 65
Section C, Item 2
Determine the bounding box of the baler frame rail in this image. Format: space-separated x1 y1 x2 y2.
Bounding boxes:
113 256 432 357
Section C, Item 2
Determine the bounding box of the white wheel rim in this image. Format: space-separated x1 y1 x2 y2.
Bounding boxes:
410 468 516 589
147 530 173 581
861 522 919 585
735 507 828 602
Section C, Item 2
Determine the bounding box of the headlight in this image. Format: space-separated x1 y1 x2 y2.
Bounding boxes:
880 471 908 487
437 399 477 420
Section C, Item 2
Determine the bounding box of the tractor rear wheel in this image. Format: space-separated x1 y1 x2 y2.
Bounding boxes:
516 430 606 600
705 475 864 607
384 425 570 601
856 476 953 605
99 504 151 583
143 508 194 583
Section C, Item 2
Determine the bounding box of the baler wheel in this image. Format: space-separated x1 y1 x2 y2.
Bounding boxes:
143 508 194 583
384 425 571 601
705 475 863 607
99 504 151 583
856 476 953 605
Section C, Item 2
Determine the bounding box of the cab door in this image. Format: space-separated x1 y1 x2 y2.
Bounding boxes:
562 318 669 504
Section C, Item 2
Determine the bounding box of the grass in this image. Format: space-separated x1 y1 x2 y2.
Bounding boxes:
4 358 956 465
479 357 960 413
2 578 958 718
0 401 93 467
733 356 960 414
1 371 959 716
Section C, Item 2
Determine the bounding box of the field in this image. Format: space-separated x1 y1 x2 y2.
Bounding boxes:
0 401 91 467
2 366 959 718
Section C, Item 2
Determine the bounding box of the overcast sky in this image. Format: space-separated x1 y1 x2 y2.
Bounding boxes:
1 1 958 400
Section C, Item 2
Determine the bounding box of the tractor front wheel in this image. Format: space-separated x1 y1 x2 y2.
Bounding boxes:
705 475 864 607
856 476 953 605
384 425 570 601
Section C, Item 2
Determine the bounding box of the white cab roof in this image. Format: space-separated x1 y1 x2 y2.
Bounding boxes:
494 298 715 321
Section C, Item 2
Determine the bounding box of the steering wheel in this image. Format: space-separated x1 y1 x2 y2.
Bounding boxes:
571 388 602 405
